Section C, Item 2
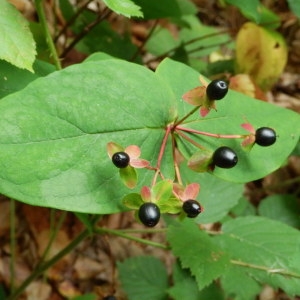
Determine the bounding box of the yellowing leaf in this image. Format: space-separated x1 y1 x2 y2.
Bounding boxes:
235 22 287 91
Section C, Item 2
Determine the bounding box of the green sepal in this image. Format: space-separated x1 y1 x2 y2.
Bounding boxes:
119 166 137 189
187 149 213 172
159 196 182 214
152 179 173 203
122 193 143 209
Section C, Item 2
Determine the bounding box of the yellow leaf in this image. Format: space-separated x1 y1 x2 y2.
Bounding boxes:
235 22 287 91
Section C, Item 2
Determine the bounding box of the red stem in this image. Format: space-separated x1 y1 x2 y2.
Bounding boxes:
176 130 206 150
176 125 245 139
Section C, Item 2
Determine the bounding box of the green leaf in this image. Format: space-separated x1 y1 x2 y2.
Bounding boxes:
0 59 55 98
217 216 300 296
258 194 300 228
167 219 230 290
0 0 36 71
102 0 143 18
287 0 300 19
168 262 225 300
225 0 261 23
230 196 256 217
152 180 173 202
156 58 300 183
117 256 169 300
159 196 182 214
0 59 175 213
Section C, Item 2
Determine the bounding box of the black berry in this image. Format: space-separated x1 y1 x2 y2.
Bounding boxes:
255 127 276 147
212 146 238 169
103 296 117 300
112 152 130 168
138 203 160 227
183 199 202 218
206 80 228 100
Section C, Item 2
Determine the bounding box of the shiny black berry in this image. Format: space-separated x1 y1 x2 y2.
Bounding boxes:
138 203 160 227
112 152 130 168
212 146 238 169
183 199 202 218
255 127 276 147
206 80 228 100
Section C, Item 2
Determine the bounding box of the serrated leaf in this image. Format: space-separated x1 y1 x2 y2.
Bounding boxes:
167 219 230 290
217 216 300 296
156 58 300 183
117 256 168 300
0 0 36 71
168 262 225 300
0 59 175 213
258 194 300 228
102 0 143 18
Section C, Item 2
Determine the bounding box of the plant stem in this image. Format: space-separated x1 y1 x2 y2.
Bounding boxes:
173 106 199 127
8 229 90 300
9 199 16 294
172 132 183 185
231 260 300 279
152 125 172 186
176 125 244 139
130 19 159 62
176 130 206 150
34 0 62 70
95 227 169 250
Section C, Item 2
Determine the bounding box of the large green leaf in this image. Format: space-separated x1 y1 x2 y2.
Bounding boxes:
156 58 300 183
0 59 175 213
0 0 36 71
217 216 300 297
0 58 298 213
117 256 169 300
167 219 230 290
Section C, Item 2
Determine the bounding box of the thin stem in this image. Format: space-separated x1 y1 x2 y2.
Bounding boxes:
152 125 172 186
231 260 300 279
34 0 62 70
174 106 199 127
145 29 229 64
54 0 93 43
117 228 167 234
60 7 111 58
130 19 159 62
38 210 67 266
176 125 244 139
172 132 182 185
8 229 90 300
95 227 169 250
187 40 232 56
176 130 206 150
9 199 16 294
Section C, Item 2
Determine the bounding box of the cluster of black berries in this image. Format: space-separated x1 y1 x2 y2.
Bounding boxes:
111 80 277 227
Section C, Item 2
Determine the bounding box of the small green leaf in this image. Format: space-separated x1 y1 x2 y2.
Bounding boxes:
122 193 143 209
187 149 212 172
0 0 36 71
117 256 169 300
102 0 143 18
258 194 300 228
167 219 230 290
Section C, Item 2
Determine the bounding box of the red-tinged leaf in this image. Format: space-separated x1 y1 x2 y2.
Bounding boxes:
183 183 200 201
130 158 150 168
125 145 141 159
119 166 137 189
107 142 124 158
241 123 255 134
173 183 185 199
152 180 173 202
141 186 152 202
123 193 143 209
182 86 206 106
241 135 255 147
